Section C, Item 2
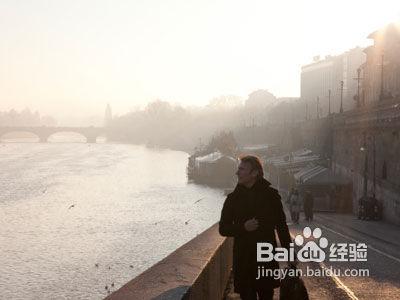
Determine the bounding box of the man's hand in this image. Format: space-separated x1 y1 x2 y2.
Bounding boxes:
244 217 259 232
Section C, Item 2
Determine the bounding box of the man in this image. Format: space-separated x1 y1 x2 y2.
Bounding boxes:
288 189 301 224
303 191 314 222
219 155 291 300
286 188 296 222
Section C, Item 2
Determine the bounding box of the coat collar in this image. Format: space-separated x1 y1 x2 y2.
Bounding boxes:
233 177 271 195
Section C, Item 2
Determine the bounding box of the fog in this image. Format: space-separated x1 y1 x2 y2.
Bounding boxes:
105 90 303 151
1 0 399 123
2 2 400 299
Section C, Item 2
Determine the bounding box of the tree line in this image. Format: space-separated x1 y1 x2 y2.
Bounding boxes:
0 108 57 127
107 90 304 152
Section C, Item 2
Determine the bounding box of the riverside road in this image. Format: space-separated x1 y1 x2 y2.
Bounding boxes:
286 212 400 299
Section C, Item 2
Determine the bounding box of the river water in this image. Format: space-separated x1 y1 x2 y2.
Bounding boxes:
0 140 225 299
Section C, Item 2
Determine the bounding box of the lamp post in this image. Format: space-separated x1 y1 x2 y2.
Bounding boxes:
360 133 368 199
328 89 331 115
360 133 376 197
379 53 385 101
372 135 376 195
358 133 369 220
340 81 344 113
359 133 379 220
353 68 363 108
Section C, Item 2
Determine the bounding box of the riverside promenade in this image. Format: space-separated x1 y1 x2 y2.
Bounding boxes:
106 209 400 299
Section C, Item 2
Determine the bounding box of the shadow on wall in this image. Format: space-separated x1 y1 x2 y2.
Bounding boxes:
152 285 190 300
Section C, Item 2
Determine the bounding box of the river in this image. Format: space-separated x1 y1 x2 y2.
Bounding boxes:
0 139 225 299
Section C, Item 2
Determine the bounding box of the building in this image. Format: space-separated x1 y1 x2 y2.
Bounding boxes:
187 151 237 187
362 22 400 104
265 148 320 191
294 164 352 212
301 47 366 119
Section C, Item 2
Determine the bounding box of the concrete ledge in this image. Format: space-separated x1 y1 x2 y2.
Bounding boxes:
105 223 233 300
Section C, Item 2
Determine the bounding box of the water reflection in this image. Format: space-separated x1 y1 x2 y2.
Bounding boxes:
0 143 224 299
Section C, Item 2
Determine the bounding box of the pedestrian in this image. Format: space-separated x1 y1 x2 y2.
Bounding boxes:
289 189 301 224
219 155 292 300
303 191 314 222
286 188 295 221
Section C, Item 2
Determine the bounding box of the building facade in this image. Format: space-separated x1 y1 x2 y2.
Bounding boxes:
362 22 400 104
301 47 366 119
330 23 400 225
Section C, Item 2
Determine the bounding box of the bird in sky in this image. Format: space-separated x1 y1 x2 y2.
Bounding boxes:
194 198 204 204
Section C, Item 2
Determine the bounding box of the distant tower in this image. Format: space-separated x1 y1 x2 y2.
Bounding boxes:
104 103 112 126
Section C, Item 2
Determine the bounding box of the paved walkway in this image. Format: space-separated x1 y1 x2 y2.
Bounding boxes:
315 212 400 248
224 209 400 299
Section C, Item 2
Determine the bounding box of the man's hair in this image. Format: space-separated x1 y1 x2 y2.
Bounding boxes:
239 155 264 179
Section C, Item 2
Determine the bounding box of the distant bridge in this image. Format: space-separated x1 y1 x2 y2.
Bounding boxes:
0 126 105 143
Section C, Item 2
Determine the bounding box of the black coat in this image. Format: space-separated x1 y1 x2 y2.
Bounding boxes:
219 178 291 293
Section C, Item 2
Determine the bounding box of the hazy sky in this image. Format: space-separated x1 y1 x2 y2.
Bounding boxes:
1 0 399 119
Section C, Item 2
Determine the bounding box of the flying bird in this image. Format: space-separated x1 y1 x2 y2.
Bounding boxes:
194 198 204 204
185 219 190 225
68 204 75 209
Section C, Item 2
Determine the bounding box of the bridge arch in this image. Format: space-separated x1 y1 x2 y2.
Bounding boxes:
0 131 40 142
47 131 88 143
0 126 105 143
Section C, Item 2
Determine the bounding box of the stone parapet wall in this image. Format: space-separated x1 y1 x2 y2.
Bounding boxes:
105 223 233 300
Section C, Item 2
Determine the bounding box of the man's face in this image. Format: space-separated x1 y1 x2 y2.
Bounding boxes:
236 161 258 186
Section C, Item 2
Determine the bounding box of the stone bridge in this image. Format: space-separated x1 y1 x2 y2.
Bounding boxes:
0 126 105 143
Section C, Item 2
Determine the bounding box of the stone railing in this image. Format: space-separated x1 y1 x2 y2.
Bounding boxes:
104 223 233 300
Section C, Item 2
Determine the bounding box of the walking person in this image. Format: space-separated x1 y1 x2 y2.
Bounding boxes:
288 189 301 224
303 191 314 222
219 155 291 300
286 188 295 222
